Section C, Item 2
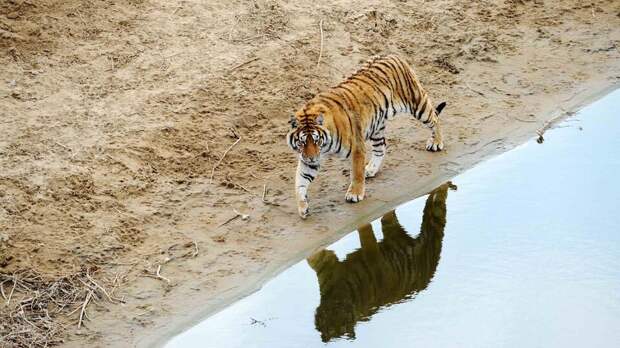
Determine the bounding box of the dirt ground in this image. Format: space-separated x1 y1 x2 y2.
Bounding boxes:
1 0 619 346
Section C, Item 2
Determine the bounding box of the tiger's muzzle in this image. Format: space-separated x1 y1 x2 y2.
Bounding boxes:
300 140 321 165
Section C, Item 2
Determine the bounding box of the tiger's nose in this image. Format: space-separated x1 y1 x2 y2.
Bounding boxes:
301 155 319 163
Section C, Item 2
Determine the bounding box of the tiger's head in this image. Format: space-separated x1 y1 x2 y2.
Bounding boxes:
286 110 331 165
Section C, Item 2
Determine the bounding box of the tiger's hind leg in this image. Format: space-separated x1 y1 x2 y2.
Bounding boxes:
417 101 447 152
365 128 386 178
425 117 444 152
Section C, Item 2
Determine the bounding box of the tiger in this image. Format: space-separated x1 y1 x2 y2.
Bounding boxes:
306 182 455 342
286 55 448 219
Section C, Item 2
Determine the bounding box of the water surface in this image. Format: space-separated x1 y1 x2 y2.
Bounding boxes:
166 90 620 348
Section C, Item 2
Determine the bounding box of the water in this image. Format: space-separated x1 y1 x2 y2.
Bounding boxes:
165 90 620 348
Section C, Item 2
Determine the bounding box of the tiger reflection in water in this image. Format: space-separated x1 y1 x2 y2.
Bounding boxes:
306 182 455 342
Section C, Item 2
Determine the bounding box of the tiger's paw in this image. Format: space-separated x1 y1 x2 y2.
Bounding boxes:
345 186 365 203
425 138 444 152
364 166 378 178
298 201 309 219
297 203 310 220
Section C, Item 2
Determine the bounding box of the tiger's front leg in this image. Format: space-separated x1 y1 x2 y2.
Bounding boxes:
345 147 366 203
295 160 320 219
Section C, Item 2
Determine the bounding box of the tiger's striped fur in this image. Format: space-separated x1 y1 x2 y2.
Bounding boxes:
286 55 447 219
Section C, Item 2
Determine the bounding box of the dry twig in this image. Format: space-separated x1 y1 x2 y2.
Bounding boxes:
233 209 249 221
54 141 71 151
463 81 485 96
189 241 199 258
74 9 87 27
165 240 199 261
77 290 93 329
218 209 250 228
142 265 171 285
316 19 324 69
236 184 254 194
7 274 16 305
209 137 241 183
218 214 240 228
229 57 260 73
0 281 7 301
514 116 537 123
261 184 281 206
155 265 170 284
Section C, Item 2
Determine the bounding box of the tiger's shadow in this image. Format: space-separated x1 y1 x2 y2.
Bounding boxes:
306 182 456 342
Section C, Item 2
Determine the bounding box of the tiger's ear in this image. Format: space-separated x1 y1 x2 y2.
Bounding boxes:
316 113 324 126
435 102 447 116
289 115 298 129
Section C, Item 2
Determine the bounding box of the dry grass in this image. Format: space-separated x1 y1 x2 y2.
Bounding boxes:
0 268 123 347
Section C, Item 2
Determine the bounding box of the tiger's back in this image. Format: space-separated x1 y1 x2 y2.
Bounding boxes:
307 55 443 151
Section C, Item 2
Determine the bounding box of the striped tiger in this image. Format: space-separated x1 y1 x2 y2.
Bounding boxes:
286 55 447 219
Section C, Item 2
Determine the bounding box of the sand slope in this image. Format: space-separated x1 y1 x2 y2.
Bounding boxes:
1 0 619 346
